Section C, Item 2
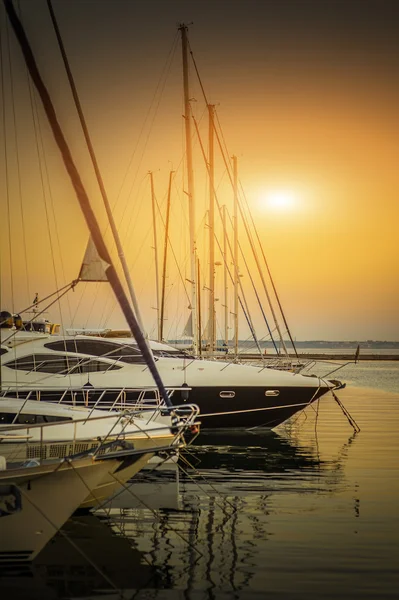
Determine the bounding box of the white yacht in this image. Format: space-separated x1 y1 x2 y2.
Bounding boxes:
0 451 135 562
0 396 197 509
1 321 337 429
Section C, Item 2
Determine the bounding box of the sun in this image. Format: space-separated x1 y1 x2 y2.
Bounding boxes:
259 190 297 212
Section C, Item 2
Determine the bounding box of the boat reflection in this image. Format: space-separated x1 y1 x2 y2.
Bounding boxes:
0 429 357 599
0 514 154 599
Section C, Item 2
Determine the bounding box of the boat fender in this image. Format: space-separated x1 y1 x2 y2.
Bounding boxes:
181 382 190 402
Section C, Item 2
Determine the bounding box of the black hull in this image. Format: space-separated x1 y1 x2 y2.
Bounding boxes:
2 385 329 430
172 385 329 429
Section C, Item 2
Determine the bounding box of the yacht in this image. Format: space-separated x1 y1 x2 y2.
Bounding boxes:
1 322 337 429
0 450 137 562
0 395 197 509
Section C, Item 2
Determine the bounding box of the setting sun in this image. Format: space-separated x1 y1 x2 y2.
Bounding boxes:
259 190 297 212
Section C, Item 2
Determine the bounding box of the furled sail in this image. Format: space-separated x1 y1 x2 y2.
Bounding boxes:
181 313 193 338
202 317 210 342
78 237 109 282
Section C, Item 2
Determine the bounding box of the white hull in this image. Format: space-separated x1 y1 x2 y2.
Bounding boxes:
0 457 118 562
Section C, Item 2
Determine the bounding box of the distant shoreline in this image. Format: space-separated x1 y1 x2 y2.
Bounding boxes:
238 353 399 361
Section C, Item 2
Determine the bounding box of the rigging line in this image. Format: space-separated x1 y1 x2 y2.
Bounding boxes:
224 206 279 354
4 0 172 407
212 219 261 360
114 31 179 212
154 183 192 308
186 41 288 355
27 73 69 341
0 280 76 326
47 0 147 335
213 119 289 356
1 281 77 345
28 72 73 337
26 74 74 326
70 281 89 326
238 179 299 358
214 107 297 355
1 18 15 315
192 114 264 358
113 33 180 245
5 18 30 303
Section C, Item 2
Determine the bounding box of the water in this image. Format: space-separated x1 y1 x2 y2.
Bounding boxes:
1 363 398 599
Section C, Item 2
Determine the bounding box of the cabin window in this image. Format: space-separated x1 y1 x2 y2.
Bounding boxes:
69 360 121 374
219 391 236 399
0 412 16 424
0 348 8 356
265 390 280 397
44 340 148 364
4 353 121 374
0 413 72 424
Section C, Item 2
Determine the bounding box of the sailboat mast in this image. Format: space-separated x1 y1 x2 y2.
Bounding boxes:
179 23 198 355
5 0 171 407
233 155 239 356
208 104 215 353
149 172 161 341
160 171 173 342
222 205 229 346
197 257 202 357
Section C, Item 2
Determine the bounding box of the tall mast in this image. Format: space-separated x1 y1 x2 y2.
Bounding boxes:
233 155 239 356
197 257 202 357
160 171 173 342
149 172 161 341
6 0 171 406
222 205 229 346
179 23 198 354
47 0 146 336
208 104 215 352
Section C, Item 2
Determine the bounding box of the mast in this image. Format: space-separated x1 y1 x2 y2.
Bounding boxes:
222 205 229 346
47 0 146 336
160 171 173 342
233 155 239 356
197 257 202 357
179 23 198 354
149 172 161 341
5 0 171 407
208 104 215 352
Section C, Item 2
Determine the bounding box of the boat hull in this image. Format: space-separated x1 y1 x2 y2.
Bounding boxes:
0 458 115 562
0 384 329 429
171 384 329 429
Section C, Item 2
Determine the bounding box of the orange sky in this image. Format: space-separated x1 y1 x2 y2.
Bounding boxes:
1 0 398 341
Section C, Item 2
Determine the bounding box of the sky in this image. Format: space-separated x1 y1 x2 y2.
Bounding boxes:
1 0 398 341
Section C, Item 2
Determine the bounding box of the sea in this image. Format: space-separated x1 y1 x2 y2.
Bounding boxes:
1 354 398 599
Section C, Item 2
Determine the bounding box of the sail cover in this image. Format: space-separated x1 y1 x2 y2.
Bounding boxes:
78 237 109 282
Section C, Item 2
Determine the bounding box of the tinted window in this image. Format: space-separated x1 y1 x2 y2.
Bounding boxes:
0 413 72 424
4 353 121 374
0 412 16 424
44 339 147 364
69 360 121 374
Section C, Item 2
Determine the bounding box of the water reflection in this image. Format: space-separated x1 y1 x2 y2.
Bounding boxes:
0 427 359 599
0 514 153 599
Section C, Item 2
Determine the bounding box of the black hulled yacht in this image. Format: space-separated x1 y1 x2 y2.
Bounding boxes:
1 325 336 430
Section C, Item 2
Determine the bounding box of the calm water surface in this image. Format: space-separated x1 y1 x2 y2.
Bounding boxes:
1 362 398 599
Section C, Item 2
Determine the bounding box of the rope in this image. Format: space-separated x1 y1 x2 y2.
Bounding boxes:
5 19 31 304
18 461 122 596
1 19 15 315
